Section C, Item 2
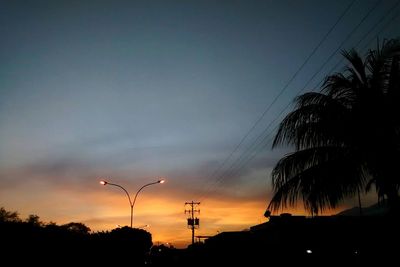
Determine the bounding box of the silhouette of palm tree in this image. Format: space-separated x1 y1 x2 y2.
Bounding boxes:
268 38 400 215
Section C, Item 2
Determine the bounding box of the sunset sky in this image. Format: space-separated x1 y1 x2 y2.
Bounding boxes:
1 0 399 248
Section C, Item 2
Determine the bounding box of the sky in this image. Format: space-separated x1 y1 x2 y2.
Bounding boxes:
1 0 399 248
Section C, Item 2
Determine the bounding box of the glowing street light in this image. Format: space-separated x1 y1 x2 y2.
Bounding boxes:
99 178 165 228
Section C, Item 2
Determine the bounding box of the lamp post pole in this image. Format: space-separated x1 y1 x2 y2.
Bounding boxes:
131 180 164 227
100 179 165 228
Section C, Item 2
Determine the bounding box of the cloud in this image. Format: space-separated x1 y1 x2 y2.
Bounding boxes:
0 147 351 249
0 135 294 249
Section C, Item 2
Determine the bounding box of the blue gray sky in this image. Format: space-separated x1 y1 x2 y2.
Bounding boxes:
1 0 399 247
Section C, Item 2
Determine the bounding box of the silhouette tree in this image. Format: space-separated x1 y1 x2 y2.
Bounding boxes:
26 214 43 226
0 207 156 265
62 222 91 234
0 207 21 222
268 38 400 215
90 226 153 265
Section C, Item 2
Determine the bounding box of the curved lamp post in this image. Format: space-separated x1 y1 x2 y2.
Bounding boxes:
100 179 165 228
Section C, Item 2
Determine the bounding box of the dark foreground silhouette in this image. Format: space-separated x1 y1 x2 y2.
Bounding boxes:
168 214 399 266
1 207 399 266
0 212 151 265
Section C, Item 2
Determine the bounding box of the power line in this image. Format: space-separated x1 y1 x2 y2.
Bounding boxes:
199 0 388 202
216 0 399 198
195 0 357 201
361 1 400 52
213 0 387 188
355 0 400 53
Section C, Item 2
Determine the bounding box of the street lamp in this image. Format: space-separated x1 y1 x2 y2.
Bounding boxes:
100 178 165 228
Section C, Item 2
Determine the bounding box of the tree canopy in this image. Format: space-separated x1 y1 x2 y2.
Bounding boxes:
268 38 400 215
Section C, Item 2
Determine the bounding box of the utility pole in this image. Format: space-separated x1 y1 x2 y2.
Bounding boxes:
185 201 200 245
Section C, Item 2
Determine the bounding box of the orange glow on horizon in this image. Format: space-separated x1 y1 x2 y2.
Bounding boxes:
0 175 374 249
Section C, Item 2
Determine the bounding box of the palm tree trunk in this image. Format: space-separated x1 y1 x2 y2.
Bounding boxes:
357 187 363 216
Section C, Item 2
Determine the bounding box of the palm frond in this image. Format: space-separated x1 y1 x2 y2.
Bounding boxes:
273 98 349 149
322 73 358 105
269 38 400 215
294 92 333 107
269 151 365 214
387 55 400 96
271 146 348 186
341 49 367 85
366 39 400 92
